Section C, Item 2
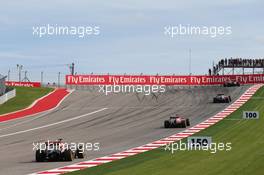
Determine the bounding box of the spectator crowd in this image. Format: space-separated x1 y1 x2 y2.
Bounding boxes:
209 58 264 75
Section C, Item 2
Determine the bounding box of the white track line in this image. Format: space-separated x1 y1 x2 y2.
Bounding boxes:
0 108 107 138
29 84 263 175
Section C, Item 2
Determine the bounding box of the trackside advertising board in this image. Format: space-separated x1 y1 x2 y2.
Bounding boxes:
5 81 41 87
66 74 264 85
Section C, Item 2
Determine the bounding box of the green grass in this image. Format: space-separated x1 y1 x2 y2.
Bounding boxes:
67 86 264 175
0 87 53 115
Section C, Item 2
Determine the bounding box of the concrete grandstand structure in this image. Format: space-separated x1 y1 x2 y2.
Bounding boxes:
0 74 6 96
210 58 264 75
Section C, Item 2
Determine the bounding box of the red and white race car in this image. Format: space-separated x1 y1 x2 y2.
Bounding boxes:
164 114 190 128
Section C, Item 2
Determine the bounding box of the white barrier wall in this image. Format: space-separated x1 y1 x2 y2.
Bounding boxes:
0 89 16 105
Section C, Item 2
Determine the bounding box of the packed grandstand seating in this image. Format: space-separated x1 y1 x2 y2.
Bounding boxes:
208 58 264 75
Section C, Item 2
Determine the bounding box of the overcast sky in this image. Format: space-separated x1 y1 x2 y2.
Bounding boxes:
0 0 263 83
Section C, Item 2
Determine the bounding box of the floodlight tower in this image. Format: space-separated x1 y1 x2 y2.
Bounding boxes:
17 64 23 82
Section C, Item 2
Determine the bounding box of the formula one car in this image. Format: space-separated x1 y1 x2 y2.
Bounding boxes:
164 114 190 128
223 80 240 87
213 94 231 103
35 139 84 162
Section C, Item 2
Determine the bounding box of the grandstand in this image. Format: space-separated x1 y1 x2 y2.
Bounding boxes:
209 58 264 75
0 74 6 96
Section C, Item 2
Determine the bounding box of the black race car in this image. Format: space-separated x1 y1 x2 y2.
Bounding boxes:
223 81 240 87
213 94 231 103
35 139 84 162
164 114 190 128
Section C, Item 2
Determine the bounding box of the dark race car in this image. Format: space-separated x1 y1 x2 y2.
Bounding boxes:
213 94 231 103
223 80 240 87
164 114 190 128
35 139 84 162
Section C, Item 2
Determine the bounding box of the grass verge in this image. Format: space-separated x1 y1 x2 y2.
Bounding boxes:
0 86 53 115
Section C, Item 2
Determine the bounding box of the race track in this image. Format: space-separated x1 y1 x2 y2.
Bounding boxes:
0 86 249 175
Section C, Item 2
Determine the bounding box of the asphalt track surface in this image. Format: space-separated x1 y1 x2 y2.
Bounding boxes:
0 86 249 175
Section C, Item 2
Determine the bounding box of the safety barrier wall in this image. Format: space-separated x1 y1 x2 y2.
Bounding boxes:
5 81 41 87
66 74 264 85
0 89 16 105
